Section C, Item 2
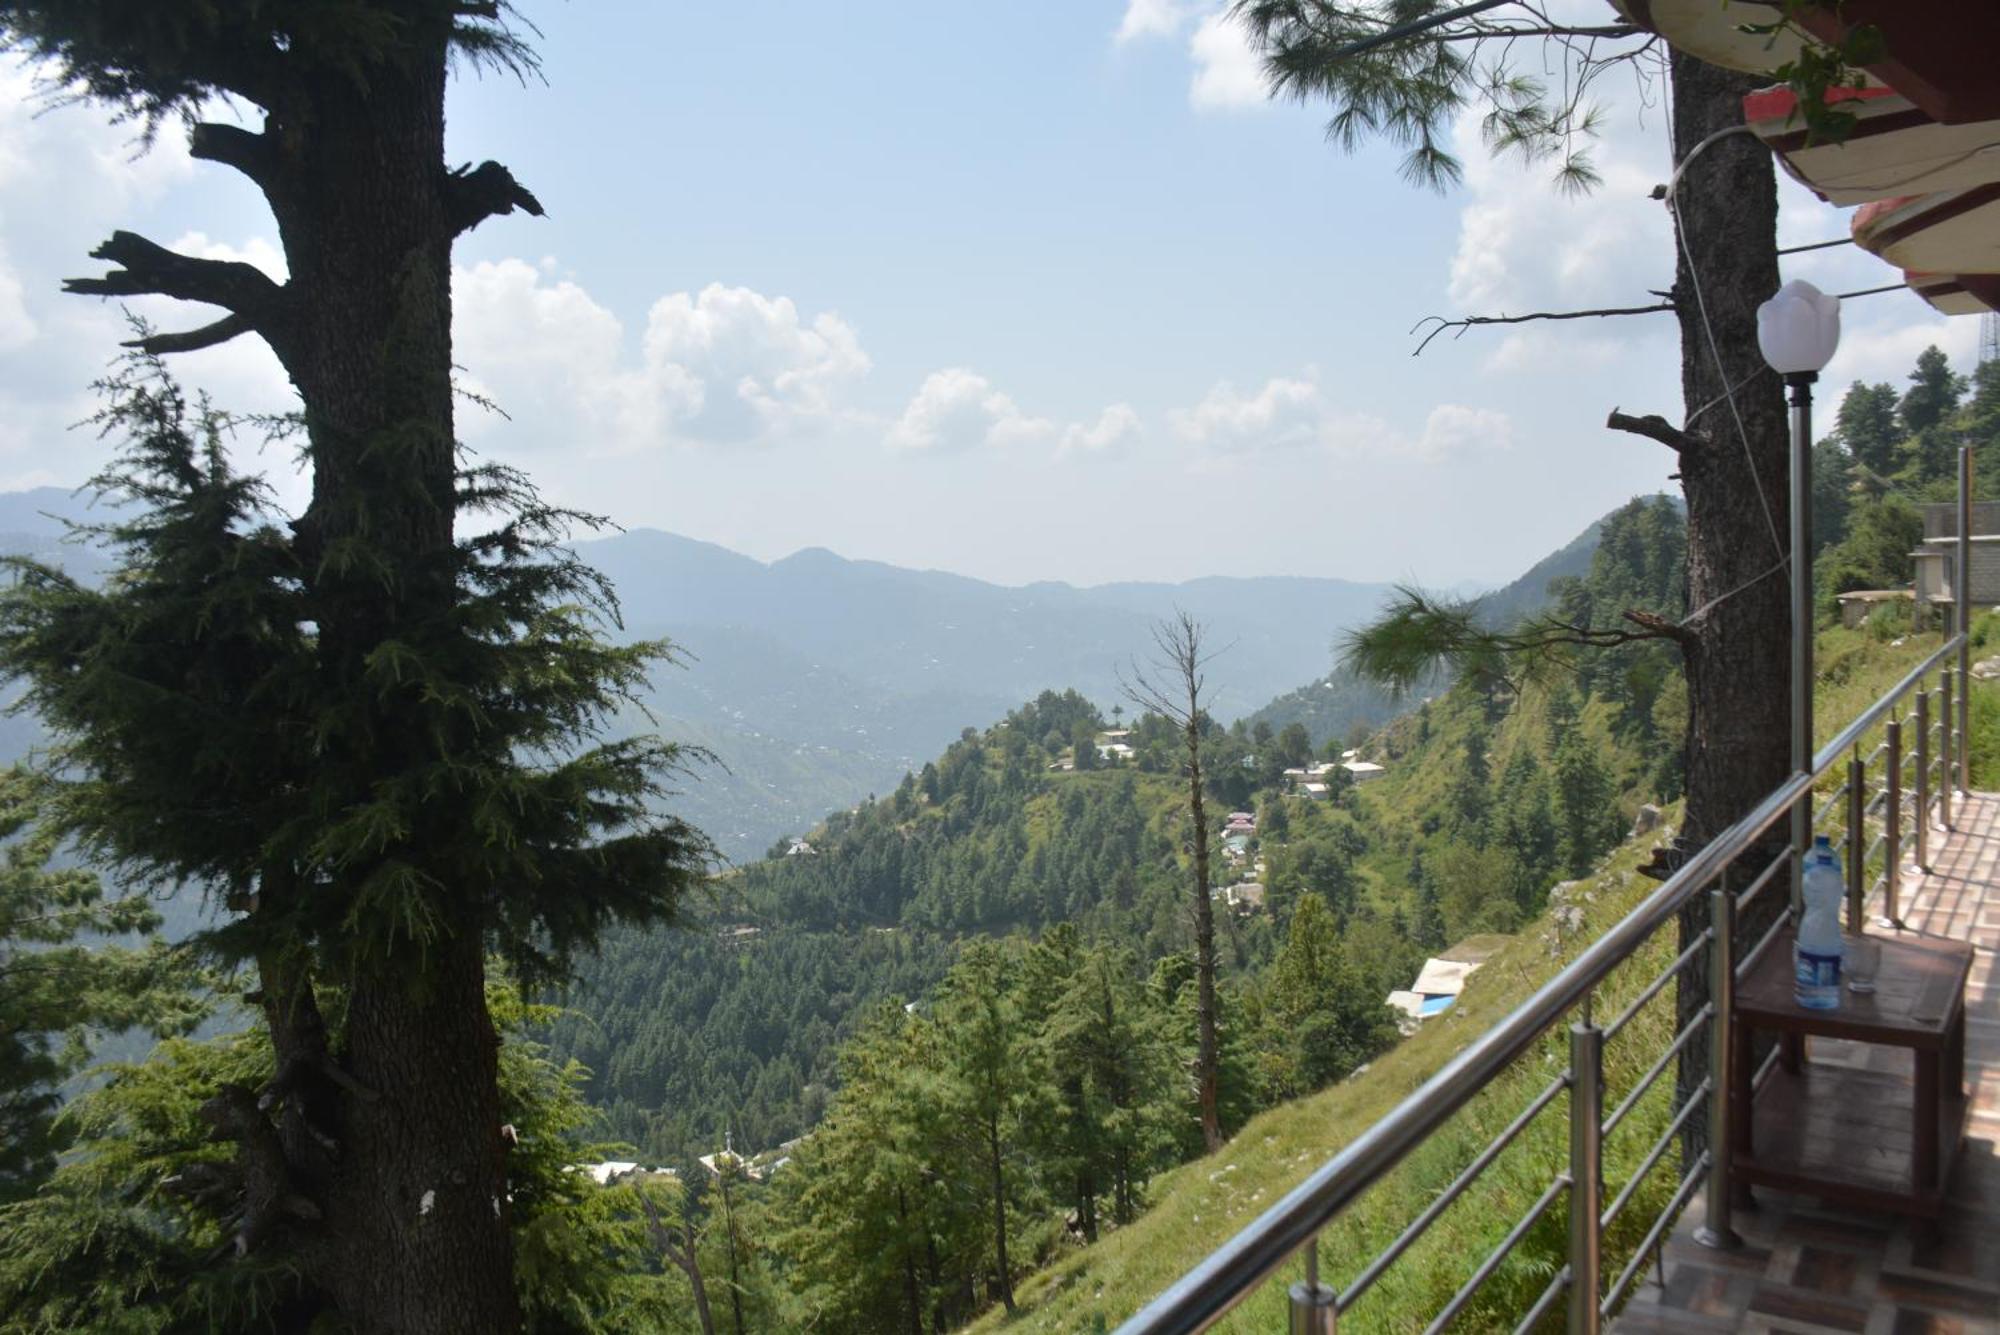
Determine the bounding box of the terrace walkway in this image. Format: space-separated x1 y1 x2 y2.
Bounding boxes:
1615 792 2000 1335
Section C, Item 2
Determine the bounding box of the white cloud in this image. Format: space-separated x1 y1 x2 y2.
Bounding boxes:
1115 0 1204 45
1188 10 1268 111
886 368 1053 453
1113 2 1268 112
166 231 289 281
1418 403 1513 458
1173 374 1329 451
0 247 36 351
1445 109 1672 316
642 284 870 441
1060 402 1142 456
451 260 868 452
1821 310 1980 394
1173 370 1509 461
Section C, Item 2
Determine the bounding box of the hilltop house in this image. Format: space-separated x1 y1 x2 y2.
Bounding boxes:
1912 500 2000 624
1383 941 1501 1032
1224 882 1265 913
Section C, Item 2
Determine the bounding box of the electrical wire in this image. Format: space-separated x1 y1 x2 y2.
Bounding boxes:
1667 188 1790 567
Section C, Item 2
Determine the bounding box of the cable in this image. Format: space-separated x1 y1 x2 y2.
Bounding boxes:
1669 194 1790 566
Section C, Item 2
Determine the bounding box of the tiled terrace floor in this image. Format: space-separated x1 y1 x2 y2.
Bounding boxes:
1615 792 2000 1334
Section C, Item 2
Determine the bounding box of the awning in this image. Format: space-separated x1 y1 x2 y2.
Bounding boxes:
1608 0 1800 75
1745 84 2000 207
1906 271 2000 318
1853 185 2000 276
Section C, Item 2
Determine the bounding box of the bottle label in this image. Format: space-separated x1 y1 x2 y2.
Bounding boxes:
1795 948 1842 991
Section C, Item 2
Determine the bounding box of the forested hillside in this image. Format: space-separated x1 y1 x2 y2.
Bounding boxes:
540 493 1698 1329
1817 347 2000 602
1242 499 1659 751
547 496 1695 1318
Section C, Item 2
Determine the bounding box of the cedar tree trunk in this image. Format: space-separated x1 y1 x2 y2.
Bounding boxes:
1666 52 1793 1165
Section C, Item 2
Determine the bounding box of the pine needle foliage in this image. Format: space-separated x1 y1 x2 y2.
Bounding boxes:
0 351 712 989
0 0 537 131
0 767 208 1204
1233 0 1655 194
0 979 681 1334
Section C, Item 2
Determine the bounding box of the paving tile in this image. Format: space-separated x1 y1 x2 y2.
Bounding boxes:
1613 792 2000 1335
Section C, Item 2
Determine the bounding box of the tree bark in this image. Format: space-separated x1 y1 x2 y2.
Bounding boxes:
1188 712 1222 1153
224 20 514 1332
1664 51 1792 1167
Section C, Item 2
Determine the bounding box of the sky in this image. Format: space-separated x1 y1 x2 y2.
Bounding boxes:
0 1 1981 589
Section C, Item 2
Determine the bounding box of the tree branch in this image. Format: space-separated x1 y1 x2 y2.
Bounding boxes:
1342 585 1690 696
199 1081 319 1258
1410 301 1676 355
1605 408 1689 454
65 232 285 318
444 161 545 236
123 313 255 356
189 123 277 191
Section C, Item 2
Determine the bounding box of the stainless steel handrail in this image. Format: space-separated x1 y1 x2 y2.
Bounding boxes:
1118 768 1815 1334
1118 626 1968 1335
1813 636 1962 771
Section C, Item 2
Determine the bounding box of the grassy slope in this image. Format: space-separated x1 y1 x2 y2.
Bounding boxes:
971 628 1963 1334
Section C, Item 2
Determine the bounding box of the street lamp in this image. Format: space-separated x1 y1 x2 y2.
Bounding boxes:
1757 279 1841 906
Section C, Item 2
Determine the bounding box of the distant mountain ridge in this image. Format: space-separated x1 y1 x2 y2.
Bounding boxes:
0 488 1397 856
1242 500 1664 748
0 487 1657 858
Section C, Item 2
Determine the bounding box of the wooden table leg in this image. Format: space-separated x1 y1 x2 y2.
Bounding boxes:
1915 1047 1940 1191
1781 1031 1805 1075
1943 1005 1965 1097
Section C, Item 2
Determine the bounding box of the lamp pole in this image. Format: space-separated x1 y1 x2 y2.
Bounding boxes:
1786 369 1816 907
1756 279 1841 908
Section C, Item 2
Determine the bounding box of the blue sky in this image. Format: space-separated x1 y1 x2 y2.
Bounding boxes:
0 2 1977 587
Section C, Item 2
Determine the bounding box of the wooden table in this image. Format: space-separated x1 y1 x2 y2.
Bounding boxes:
1729 927 1973 1217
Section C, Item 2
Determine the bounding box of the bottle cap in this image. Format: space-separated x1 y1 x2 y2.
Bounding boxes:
1813 834 1832 848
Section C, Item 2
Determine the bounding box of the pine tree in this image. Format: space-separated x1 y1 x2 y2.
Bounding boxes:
935 941 1027 1314
1553 736 1619 877
1263 892 1394 1096
1899 345 1964 438
0 980 682 1333
0 1 712 1315
1835 381 1901 476
0 768 206 1202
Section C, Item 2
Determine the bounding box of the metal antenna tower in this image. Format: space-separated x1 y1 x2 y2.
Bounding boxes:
1982 310 1999 366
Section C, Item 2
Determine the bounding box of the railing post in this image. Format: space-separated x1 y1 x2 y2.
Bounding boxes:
1940 674 1955 830
1959 444 1972 797
1288 1240 1336 1334
1568 1019 1604 1335
1695 885 1741 1250
1915 690 1932 872
1884 718 1902 927
1847 754 1866 933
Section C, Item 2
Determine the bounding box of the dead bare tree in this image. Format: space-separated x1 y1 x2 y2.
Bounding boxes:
1123 612 1227 1154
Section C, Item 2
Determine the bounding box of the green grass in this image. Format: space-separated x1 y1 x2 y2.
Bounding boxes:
968 629 1989 1334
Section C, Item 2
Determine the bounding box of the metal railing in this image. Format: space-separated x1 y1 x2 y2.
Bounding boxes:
1119 451 1980 1335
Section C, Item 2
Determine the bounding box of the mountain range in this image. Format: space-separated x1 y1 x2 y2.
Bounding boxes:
0 486 1637 858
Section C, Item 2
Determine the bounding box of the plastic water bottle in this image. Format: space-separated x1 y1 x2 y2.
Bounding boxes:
1795 835 1845 1009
